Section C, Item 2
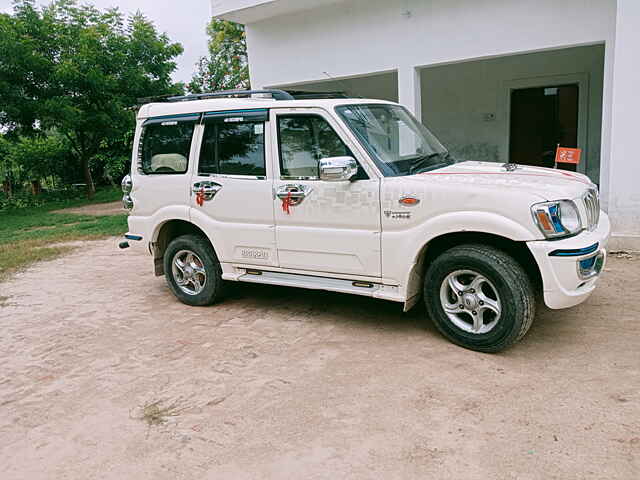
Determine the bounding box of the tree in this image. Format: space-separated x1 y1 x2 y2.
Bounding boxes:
0 136 16 196
0 0 184 198
5 134 70 194
188 19 250 94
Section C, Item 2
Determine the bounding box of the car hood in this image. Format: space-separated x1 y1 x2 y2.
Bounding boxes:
414 161 595 201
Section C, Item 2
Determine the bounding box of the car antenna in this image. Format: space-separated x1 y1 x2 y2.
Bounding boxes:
322 71 363 98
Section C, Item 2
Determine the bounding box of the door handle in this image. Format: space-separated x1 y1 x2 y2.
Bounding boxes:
192 181 222 201
276 184 312 206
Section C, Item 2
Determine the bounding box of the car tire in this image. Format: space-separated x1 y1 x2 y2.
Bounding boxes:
423 244 535 353
164 234 224 307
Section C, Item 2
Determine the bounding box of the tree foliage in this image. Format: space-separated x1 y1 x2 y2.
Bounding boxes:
0 0 184 197
188 19 250 94
5 134 69 181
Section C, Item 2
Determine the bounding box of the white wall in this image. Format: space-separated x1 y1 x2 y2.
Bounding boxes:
245 0 615 89
607 0 640 242
420 45 605 182
269 71 398 102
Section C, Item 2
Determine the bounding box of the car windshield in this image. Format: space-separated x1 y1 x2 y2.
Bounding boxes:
336 104 453 177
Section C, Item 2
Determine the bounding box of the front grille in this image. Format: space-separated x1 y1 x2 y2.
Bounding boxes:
583 189 600 231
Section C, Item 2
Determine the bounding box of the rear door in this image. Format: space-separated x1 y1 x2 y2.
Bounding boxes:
270 108 382 277
189 109 277 266
131 114 199 220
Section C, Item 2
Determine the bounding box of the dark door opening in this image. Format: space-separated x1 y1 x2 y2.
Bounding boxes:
509 84 579 171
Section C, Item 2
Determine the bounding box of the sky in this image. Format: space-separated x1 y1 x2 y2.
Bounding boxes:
0 0 211 83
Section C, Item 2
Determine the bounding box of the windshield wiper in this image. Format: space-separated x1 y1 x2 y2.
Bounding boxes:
409 152 452 174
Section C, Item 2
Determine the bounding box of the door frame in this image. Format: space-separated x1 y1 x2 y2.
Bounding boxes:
502 72 590 174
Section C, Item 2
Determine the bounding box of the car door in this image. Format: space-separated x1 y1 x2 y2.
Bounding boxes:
131 114 199 221
189 109 277 266
271 108 382 277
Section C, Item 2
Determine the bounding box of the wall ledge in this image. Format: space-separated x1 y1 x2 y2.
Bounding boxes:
608 234 640 253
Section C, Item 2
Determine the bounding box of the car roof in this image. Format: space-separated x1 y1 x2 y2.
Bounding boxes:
137 97 397 120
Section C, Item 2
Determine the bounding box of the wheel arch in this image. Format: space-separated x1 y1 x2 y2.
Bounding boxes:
405 231 542 310
152 219 217 276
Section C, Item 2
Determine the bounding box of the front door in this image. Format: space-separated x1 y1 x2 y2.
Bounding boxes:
271 108 381 277
190 109 277 267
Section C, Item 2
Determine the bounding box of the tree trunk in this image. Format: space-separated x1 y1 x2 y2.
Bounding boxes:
105 173 117 189
2 180 11 197
81 157 95 199
31 180 42 196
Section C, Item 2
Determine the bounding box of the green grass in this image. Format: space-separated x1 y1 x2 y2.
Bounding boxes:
56 187 123 208
0 185 123 212
0 188 127 281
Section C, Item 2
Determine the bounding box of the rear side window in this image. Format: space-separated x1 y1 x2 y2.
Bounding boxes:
139 121 196 174
199 121 266 177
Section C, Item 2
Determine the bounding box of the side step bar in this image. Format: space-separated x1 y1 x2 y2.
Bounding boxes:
237 270 381 297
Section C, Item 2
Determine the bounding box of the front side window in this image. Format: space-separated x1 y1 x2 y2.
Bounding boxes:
336 104 453 177
277 115 353 178
139 121 195 174
199 121 266 176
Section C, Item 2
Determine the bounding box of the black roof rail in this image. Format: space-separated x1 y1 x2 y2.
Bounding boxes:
136 94 176 105
285 90 348 99
166 89 295 102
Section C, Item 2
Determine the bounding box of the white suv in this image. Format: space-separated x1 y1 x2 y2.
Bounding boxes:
121 89 610 352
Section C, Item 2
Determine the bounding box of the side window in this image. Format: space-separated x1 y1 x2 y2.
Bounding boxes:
277 115 354 178
139 121 195 174
199 121 266 177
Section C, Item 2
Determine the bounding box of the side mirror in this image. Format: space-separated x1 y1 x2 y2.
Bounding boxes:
319 156 358 182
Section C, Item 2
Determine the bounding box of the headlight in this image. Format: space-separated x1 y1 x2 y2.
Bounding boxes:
531 200 582 239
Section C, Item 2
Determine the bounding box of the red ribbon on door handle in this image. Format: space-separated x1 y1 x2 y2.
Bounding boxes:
196 187 205 207
281 190 293 215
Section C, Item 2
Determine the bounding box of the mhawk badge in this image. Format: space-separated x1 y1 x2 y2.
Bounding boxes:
384 211 411 220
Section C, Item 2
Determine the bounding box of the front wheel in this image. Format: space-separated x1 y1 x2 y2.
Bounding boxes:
424 244 535 353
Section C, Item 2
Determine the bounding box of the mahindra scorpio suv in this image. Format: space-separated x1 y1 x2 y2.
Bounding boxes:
121 89 610 352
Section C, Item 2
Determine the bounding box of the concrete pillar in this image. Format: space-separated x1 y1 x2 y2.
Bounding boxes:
599 16 617 213
607 0 640 249
397 65 422 122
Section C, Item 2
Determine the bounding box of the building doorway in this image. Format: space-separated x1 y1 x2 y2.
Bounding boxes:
509 84 579 170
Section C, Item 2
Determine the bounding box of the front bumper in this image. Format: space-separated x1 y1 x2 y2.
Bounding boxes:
527 212 611 309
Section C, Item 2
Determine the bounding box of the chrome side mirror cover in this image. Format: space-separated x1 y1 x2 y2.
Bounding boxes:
121 174 133 194
319 156 358 182
122 194 134 211
122 174 134 211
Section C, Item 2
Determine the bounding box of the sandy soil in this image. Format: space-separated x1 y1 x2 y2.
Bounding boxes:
0 240 638 480
51 201 125 216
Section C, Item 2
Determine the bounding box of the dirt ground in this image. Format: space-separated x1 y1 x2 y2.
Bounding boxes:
0 240 638 480
51 201 125 217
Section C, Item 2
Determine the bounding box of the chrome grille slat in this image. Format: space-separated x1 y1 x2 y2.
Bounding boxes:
583 189 600 231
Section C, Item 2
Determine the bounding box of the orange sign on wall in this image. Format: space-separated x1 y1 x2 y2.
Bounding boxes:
555 146 582 165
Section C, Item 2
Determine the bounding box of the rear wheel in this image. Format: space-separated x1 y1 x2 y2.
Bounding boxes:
424 244 535 353
164 234 224 306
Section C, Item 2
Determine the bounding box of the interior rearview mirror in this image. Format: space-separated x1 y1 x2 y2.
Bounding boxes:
319 156 358 182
